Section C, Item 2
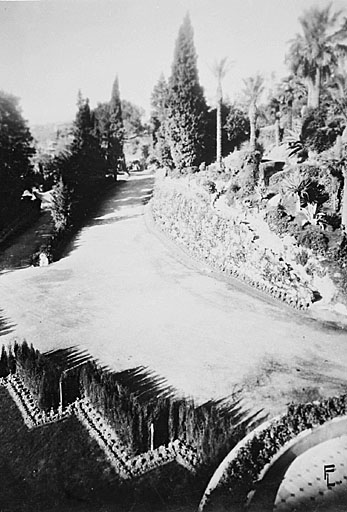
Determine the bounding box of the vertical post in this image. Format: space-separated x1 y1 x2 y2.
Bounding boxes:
59 373 64 413
150 422 154 451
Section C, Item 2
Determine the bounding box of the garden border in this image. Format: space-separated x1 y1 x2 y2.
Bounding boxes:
198 396 347 511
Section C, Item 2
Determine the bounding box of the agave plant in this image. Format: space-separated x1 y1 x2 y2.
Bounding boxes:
278 169 316 217
284 129 308 160
297 202 326 228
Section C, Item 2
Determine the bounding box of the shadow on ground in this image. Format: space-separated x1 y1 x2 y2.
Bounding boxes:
0 309 15 337
0 212 54 274
60 173 154 260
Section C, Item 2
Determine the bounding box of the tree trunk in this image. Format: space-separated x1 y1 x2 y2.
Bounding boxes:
216 98 222 165
287 100 293 131
274 116 280 147
216 81 222 166
342 169 347 230
307 68 321 109
249 102 257 150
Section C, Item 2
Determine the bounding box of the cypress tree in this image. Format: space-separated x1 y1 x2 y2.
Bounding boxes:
167 14 207 171
0 345 8 377
108 76 125 175
150 74 172 166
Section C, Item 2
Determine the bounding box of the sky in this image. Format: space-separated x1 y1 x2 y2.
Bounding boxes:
0 0 346 127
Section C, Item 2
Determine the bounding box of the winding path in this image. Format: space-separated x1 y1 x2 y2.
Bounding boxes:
1 171 347 415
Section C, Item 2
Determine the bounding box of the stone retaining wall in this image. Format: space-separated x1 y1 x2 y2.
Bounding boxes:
151 176 331 310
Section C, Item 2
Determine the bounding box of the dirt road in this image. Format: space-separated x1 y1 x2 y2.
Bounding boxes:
1 171 347 416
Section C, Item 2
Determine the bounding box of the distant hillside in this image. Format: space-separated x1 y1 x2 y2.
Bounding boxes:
31 121 74 157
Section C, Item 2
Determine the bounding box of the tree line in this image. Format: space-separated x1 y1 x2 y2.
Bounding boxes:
150 6 347 174
0 75 127 239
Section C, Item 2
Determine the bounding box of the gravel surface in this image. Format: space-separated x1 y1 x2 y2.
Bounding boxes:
1 171 347 416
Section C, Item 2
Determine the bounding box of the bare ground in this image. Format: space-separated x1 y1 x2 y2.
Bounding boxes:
1 171 347 418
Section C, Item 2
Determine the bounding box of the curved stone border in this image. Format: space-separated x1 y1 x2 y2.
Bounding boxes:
199 406 347 512
198 416 280 511
248 416 347 511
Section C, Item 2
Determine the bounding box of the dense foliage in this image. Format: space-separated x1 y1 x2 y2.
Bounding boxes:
80 361 249 464
166 14 208 171
0 91 35 231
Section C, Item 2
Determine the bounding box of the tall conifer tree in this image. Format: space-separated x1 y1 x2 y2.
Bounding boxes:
108 76 124 172
150 74 172 166
167 14 207 170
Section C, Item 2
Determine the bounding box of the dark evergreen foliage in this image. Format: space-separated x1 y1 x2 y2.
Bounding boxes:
224 104 250 151
204 104 247 164
150 74 173 166
51 177 72 232
80 361 249 464
108 77 125 174
301 107 341 153
0 91 35 230
167 14 208 170
1 341 250 469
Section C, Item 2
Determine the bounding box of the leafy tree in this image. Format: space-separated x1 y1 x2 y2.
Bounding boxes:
0 91 35 220
301 107 340 153
224 104 250 152
121 100 145 139
167 14 208 170
286 4 347 109
328 71 347 136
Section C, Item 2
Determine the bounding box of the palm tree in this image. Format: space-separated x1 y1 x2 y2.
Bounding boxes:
212 58 228 166
327 71 347 229
328 71 347 133
242 74 264 150
287 4 347 110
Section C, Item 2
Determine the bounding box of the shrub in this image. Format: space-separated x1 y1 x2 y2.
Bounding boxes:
301 108 341 153
51 178 72 232
265 206 294 236
296 225 329 255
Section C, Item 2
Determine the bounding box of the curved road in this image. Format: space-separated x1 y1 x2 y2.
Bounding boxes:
1 171 347 415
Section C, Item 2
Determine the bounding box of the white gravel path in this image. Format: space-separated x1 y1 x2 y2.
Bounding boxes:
1 171 347 415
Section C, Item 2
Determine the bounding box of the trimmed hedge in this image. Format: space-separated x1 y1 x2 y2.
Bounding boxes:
1 342 249 468
205 395 347 511
80 361 248 463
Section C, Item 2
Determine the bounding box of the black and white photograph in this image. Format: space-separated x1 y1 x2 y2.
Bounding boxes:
1 0 347 510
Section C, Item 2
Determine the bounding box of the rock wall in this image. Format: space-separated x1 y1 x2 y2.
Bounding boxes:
151 176 335 310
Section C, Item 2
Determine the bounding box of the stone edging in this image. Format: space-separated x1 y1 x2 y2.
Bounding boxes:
2 374 73 428
76 397 200 479
199 411 347 511
198 416 280 511
1 374 200 480
248 415 347 511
